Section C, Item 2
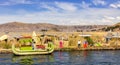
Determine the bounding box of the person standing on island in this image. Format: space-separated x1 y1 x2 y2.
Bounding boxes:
59 40 63 49
83 40 88 48
31 39 36 50
78 40 81 48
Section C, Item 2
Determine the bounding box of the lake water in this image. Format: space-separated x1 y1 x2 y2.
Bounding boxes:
0 50 120 65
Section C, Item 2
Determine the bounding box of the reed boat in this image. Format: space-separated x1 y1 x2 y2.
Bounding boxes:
12 43 54 55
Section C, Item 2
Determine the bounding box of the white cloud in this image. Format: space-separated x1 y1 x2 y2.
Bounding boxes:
101 15 120 25
0 8 120 25
104 16 115 20
40 1 91 12
101 19 112 23
40 2 59 12
116 16 120 20
0 0 33 5
110 4 118 8
93 0 106 5
110 1 120 8
0 2 120 25
0 2 10 6
39 2 78 12
79 1 91 8
55 2 77 12
9 0 31 4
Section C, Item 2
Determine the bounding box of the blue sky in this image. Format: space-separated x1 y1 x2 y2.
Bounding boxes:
0 0 120 25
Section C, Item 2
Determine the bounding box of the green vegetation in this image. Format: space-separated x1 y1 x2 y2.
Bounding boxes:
94 42 101 46
19 38 32 44
20 46 33 50
84 37 94 46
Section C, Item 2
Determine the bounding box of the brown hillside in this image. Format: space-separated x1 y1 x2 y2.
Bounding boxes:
102 22 120 31
0 22 107 32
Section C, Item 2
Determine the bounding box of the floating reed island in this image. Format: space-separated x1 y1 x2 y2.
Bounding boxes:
0 31 120 53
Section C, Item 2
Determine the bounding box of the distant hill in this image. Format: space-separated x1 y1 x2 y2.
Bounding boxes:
102 22 120 31
0 22 107 32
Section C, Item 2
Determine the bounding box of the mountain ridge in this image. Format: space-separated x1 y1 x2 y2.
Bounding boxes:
0 22 108 32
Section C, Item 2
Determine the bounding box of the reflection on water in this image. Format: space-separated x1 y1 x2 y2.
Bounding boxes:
12 56 34 65
12 54 55 65
19 58 33 65
0 50 120 65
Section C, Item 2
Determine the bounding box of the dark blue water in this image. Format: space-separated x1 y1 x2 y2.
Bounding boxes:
0 50 120 65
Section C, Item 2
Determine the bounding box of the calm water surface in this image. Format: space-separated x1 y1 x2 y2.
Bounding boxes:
0 50 120 65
